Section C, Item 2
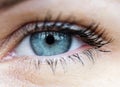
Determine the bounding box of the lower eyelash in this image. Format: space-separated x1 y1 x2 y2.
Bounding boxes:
10 48 98 73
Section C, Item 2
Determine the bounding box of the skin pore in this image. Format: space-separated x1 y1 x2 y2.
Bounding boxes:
0 0 120 87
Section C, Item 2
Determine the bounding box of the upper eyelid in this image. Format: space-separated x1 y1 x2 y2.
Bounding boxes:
1 16 88 40
0 5 97 38
0 0 117 40
0 11 113 43
0 5 94 40
0 12 113 46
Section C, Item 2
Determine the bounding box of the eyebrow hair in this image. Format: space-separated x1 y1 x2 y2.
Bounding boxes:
0 0 26 9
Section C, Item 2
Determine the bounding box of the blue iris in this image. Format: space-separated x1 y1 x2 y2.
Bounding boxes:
30 32 72 56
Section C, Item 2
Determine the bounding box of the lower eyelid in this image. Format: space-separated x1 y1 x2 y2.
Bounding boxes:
3 45 92 63
12 48 98 74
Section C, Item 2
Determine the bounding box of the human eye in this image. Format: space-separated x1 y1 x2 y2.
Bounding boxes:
0 14 112 70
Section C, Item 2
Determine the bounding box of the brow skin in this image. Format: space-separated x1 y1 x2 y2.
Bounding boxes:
0 0 26 9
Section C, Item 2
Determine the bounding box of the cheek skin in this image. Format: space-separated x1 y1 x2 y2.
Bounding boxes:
0 51 120 87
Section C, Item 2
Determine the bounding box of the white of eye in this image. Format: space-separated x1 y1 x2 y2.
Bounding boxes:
15 36 36 56
69 36 85 51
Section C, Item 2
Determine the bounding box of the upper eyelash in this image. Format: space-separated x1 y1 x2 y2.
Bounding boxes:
33 21 111 48
76 24 112 48
43 14 112 48
35 14 112 48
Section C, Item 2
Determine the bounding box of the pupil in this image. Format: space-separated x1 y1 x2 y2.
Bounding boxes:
45 34 55 45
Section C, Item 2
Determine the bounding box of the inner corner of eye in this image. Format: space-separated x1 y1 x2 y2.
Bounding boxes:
14 30 87 57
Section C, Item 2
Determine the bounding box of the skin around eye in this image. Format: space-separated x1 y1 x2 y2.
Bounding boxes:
0 0 120 87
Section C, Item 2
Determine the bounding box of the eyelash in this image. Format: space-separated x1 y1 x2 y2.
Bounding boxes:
22 21 111 49
0 15 112 72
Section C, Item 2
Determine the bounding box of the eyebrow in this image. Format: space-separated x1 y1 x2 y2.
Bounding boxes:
0 0 26 9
